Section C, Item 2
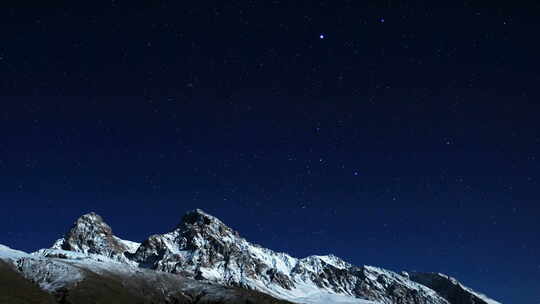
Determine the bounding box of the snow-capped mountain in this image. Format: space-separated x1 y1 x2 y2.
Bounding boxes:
48 212 139 264
0 244 295 304
0 210 502 304
130 209 448 304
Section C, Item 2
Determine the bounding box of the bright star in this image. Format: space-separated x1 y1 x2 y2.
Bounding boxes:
319 34 325 39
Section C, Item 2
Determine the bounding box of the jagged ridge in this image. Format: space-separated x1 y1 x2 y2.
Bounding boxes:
0 210 501 304
127 209 499 304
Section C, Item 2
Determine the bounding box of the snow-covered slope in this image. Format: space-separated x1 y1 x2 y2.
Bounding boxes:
0 210 502 304
129 209 495 304
129 209 386 303
0 244 28 261
0 244 85 291
1 245 297 304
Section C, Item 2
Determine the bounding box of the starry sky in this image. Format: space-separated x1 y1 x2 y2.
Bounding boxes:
1 2 539 303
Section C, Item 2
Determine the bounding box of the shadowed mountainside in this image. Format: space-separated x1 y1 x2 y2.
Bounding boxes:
0 259 295 304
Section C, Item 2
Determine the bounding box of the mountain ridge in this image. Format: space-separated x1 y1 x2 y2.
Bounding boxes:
0 210 502 304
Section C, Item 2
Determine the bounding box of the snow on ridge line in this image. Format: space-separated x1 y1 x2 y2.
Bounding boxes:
1 242 498 304
428 273 501 304
0 243 381 304
1 244 376 304
0 244 30 260
2 203 504 304
114 237 141 254
460 284 502 304
0 244 87 292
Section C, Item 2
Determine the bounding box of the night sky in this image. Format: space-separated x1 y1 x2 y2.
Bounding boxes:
1 2 539 303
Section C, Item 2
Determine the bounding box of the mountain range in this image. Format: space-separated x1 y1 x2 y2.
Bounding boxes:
0 209 501 304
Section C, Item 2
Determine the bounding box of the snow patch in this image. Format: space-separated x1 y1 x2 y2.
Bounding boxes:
115 237 140 254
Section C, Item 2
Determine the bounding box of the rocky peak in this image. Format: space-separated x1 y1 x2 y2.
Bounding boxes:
178 209 237 235
51 212 136 261
72 212 110 234
131 209 233 269
171 209 241 249
182 209 219 225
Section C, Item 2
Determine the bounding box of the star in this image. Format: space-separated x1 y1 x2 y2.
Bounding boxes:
319 34 325 39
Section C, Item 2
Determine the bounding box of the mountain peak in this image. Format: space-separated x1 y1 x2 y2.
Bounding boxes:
71 212 110 231
78 211 104 222
65 212 114 244
51 212 136 261
175 209 238 239
181 209 222 226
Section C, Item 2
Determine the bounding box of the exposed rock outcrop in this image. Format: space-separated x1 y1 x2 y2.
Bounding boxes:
50 212 139 263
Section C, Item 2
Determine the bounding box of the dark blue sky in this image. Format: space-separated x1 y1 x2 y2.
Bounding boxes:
1 2 539 303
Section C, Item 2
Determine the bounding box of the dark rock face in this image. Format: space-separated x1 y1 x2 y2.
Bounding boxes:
410 273 491 304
